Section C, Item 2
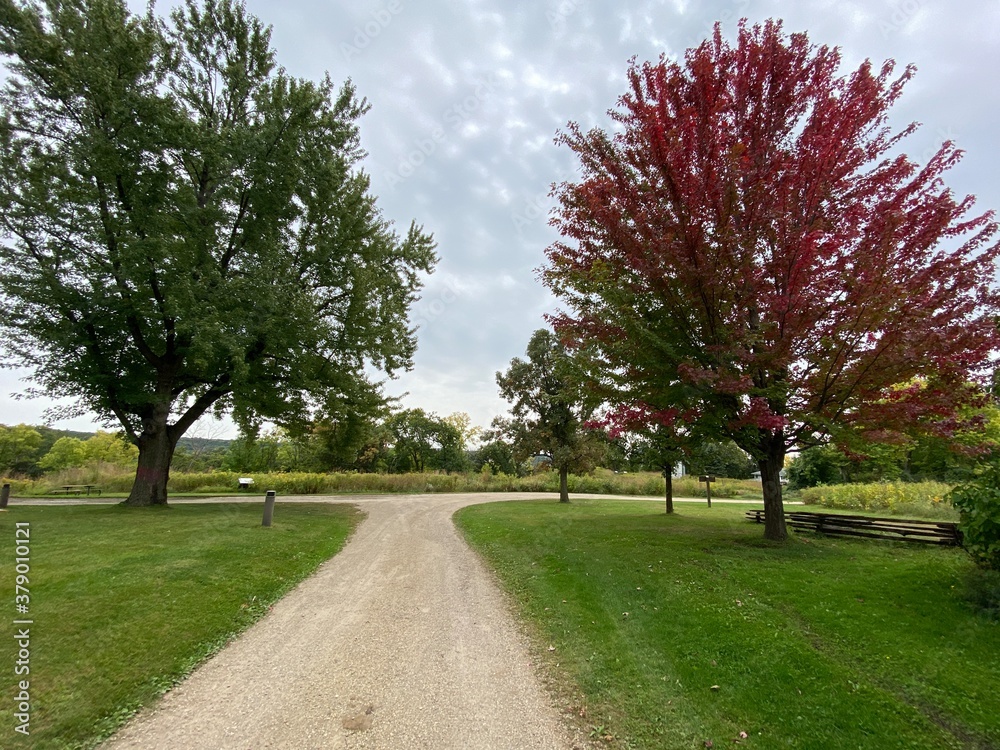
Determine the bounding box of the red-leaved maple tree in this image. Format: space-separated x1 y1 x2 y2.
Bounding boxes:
542 19 1000 540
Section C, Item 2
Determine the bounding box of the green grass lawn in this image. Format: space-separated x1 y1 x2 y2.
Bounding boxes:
0 502 361 749
455 499 1000 750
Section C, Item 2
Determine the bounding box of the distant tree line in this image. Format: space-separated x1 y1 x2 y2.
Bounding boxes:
0 425 137 476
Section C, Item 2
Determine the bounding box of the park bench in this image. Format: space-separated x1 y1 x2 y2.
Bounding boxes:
745 509 961 546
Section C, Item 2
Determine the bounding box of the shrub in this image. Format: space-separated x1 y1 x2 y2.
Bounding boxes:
965 568 1000 619
948 463 1000 570
799 481 957 520
168 472 240 493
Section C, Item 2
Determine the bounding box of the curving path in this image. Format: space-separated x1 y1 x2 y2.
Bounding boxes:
102 493 589 750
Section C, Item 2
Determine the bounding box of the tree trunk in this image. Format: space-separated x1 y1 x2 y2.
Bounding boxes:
758 445 787 541
558 465 569 503
124 420 178 506
664 467 674 514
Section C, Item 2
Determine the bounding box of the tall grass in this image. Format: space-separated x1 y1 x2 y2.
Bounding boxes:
799 481 957 520
5 466 766 499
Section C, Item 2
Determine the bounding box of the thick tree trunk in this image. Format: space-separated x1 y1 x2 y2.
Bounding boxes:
664 467 674 514
558 465 569 503
124 421 178 507
758 444 787 541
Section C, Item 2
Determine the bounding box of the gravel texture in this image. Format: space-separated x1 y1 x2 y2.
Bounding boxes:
102 493 587 750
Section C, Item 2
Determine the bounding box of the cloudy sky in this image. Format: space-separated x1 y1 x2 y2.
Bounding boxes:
1 0 999 438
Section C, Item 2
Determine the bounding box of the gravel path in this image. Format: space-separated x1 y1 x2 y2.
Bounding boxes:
102 493 588 750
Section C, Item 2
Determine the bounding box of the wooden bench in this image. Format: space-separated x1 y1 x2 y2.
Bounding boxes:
745 509 961 546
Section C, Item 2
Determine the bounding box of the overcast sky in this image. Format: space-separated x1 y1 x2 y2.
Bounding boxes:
1 0 998 439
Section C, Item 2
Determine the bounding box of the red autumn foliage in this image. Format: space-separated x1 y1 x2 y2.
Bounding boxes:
542 19 1000 540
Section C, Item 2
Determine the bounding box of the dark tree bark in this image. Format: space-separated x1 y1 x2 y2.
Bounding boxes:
558 465 569 503
758 439 788 541
664 467 674 514
125 416 179 507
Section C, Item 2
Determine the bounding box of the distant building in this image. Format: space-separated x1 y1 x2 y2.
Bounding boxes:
751 468 788 484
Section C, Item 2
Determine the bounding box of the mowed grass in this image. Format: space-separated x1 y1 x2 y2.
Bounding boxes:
455 499 1000 750
0 502 362 749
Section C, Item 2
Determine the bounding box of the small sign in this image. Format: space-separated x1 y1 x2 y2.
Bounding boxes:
698 475 715 483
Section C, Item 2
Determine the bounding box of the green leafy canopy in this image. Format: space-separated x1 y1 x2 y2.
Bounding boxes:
0 0 435 502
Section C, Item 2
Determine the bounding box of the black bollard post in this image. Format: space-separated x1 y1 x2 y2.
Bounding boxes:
0 483 9 510
262 490 276 527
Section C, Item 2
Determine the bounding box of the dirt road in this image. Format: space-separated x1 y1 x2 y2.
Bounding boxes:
102 493 586 750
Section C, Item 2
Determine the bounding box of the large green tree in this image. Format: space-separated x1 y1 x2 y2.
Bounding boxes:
385 408 465 474
0 423 42 475
495 329 602 502
0 0 435 504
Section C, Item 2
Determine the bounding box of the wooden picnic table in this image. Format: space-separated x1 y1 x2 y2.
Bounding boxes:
61 484 102 496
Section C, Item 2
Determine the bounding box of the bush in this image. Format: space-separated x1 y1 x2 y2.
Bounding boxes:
168 472 240 493
965 568 1000 619
799 481 957 520
948 463 1000 570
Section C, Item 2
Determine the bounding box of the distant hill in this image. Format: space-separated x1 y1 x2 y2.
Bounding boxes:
176 436 231 452
16 425 231 451
46 428 95 441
